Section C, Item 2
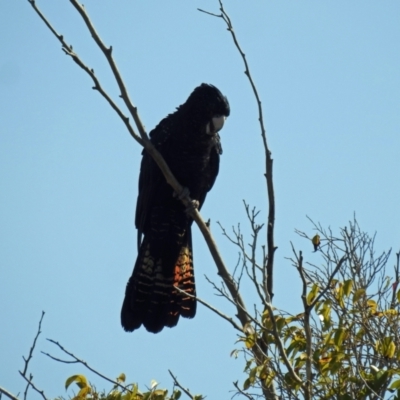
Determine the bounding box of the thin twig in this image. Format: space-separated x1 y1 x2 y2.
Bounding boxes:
203 276 266 332
244 202 267 308
168 371 195 400
311 256 347 308
41 352 78 364
233 381 255 400
174 286 242 331
69 0 147 140
19 311 45 400
390 252 400 309
18 375 48 400
199 0 276 300
43 339 132 393
27 0 143 146
199 5 278 398
22 311 45 376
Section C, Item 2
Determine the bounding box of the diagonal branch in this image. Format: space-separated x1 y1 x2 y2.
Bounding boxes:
168 371 196 400
0 387 19 400
68 0 147 140
175 286 242 332
27 0 143 147
43 339 132 393
18 374 48 400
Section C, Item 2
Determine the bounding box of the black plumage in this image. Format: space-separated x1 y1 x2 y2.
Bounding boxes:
121 83 230 333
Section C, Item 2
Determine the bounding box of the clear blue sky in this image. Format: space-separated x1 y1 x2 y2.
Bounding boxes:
1 1 399 399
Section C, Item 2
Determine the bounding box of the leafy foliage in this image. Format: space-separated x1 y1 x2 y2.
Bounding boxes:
229 216 400 399
60 373 197 400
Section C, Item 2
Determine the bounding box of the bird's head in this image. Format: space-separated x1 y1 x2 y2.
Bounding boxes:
183 83 230 135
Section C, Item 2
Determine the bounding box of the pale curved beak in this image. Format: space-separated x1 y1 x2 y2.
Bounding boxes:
206 115 226 135
212 115 226 133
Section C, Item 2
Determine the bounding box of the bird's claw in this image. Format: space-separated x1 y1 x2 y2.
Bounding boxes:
185 200 200 215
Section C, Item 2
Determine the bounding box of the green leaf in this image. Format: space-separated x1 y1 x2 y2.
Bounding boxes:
336 283 344 308
153 389 167 399
334 328 346 347
376 337 397 358
275 316 286 332
65 375 88 390
372 370 390 392
264 370 275 388
307 283 319 305
353 288 365 303
244 359 253 372
343 279 353 297
117 373 126 383
388 342 396 358
230 349 239 358
367 299 377 313
355 327 365 341
75 386 91 399
390 379 400 390
244 333 256 349
171 390 182 400
132 383 139 397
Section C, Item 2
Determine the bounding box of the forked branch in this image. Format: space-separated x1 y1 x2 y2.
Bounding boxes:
18 311 48 400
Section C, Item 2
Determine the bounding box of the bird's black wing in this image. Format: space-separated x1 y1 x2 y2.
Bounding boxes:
135 116 175 248
196 133 222 210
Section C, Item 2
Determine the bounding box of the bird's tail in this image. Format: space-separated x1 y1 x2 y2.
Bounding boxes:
121 237 196 333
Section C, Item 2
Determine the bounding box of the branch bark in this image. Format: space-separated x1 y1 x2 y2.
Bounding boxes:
43 339 132 394
0 387 19 400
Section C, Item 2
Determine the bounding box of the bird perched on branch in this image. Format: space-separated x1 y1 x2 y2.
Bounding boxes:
312 234 321 252
121 84 230 333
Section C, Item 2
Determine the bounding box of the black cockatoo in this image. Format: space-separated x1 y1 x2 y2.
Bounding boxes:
121 83 230 333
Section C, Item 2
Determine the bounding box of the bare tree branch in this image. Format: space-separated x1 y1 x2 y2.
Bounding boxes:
21 311 44 376
0 387 19 400
68 0 147 140
199 0 276 300
199 3 278 398
19 311 46 400
42 339 132 393
27 0 144 146
168 371 196 400
390 251 400 309
232 381 255 400
175 286 242 331
18 374 48 400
